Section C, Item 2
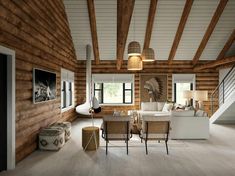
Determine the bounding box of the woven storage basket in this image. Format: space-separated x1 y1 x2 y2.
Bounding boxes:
39 127 65 151
51 122 71 141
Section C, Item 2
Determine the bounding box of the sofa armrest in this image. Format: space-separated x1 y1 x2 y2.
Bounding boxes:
170 116 209 139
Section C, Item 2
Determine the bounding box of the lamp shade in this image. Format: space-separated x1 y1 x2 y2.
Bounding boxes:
182 90 193 99
92 96 101 113
142 48 155 62
193 90 208 101
127 56 143 70
128 41 141 56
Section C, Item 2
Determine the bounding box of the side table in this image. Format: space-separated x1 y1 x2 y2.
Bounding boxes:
82 126 99 150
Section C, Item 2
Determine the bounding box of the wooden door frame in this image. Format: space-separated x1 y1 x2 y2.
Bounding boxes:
0 45 15 170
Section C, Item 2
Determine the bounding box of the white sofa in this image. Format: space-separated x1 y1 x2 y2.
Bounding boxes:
129 102 209 139
137 102 172 118
170 110 209 139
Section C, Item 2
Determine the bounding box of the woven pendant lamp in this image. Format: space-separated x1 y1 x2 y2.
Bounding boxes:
128 41 141 56
127 56 143 70
142 48 155 62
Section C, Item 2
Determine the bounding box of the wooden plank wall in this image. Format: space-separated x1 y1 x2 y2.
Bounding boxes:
77 60 219 117
0 0 79 162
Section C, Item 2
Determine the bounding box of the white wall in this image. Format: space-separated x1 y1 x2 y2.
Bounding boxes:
219 67 231 83
218 67 232 107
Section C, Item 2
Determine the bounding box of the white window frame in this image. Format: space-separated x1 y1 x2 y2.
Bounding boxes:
172 74 195 104
61 68 75 112
92 74 135 106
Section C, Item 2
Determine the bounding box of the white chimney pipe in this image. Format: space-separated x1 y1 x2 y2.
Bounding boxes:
76 45 92 115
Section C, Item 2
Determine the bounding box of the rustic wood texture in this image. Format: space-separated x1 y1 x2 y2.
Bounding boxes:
0 0 78 162
116 0 135 70
168 0 193 64
216 29 235 60
143 0 157 50
77 60 219 117
192 0 228 65
87 0 100 64
194 56 235 71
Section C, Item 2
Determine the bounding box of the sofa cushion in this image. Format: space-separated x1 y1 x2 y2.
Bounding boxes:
157 102 165 111
171 110 195 117
162 103 173 112
141 102 158 111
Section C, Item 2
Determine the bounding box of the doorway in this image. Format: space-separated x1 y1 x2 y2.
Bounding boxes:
0 54 7 171
0 46 15 171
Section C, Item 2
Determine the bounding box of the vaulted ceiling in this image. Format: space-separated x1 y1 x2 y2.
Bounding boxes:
64 0 235 69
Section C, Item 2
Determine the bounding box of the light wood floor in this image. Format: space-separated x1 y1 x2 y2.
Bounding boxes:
1 118 235 176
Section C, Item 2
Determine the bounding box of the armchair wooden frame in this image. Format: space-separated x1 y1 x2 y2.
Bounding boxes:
140 120 170 155
101 116 132 155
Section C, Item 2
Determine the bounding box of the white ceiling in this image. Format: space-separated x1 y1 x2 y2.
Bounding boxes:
64 0 235 61
200 0 235 60
64 0 94 60
175 0 220 60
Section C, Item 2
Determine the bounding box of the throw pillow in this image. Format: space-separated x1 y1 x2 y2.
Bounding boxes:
174 104 185 110
162 103 174 112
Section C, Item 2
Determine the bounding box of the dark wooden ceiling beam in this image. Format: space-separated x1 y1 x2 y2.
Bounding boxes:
168 0 193 64
194 55 235 71
192 0 228 65
216 29 235 60
116 0 135 70
143 0 158 50
87 0 100 64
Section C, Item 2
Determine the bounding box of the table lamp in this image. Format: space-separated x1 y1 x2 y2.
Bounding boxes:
193 90 208 110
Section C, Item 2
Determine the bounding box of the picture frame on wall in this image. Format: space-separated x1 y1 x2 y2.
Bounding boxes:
33 68 56 104
140 74 168 102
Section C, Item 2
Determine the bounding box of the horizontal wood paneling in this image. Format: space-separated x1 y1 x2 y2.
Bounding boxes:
0 0 78 162
77 60 219 117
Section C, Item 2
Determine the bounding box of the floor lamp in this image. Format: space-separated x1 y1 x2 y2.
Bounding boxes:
83 96 101 151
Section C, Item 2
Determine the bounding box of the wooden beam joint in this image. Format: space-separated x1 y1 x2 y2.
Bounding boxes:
192 0 228 65
168 0 193 64
143 0 158 50
116 0 135 70
87 0 100 64
194 56 235 71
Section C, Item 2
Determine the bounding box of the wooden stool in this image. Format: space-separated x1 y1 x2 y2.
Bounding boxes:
82 126 99 150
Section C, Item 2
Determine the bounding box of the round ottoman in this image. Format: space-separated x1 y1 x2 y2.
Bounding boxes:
82 126 99 151
39 127 65 151
51 122 71 141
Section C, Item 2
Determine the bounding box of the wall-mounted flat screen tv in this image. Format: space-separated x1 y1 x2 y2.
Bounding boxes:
33 68 56 103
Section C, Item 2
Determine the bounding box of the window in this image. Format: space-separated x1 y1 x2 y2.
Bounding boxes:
93 74 134 105
172 74 195 105
61 69 74 111
174 83 193 105
61 81 66 108
94 83 133 104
